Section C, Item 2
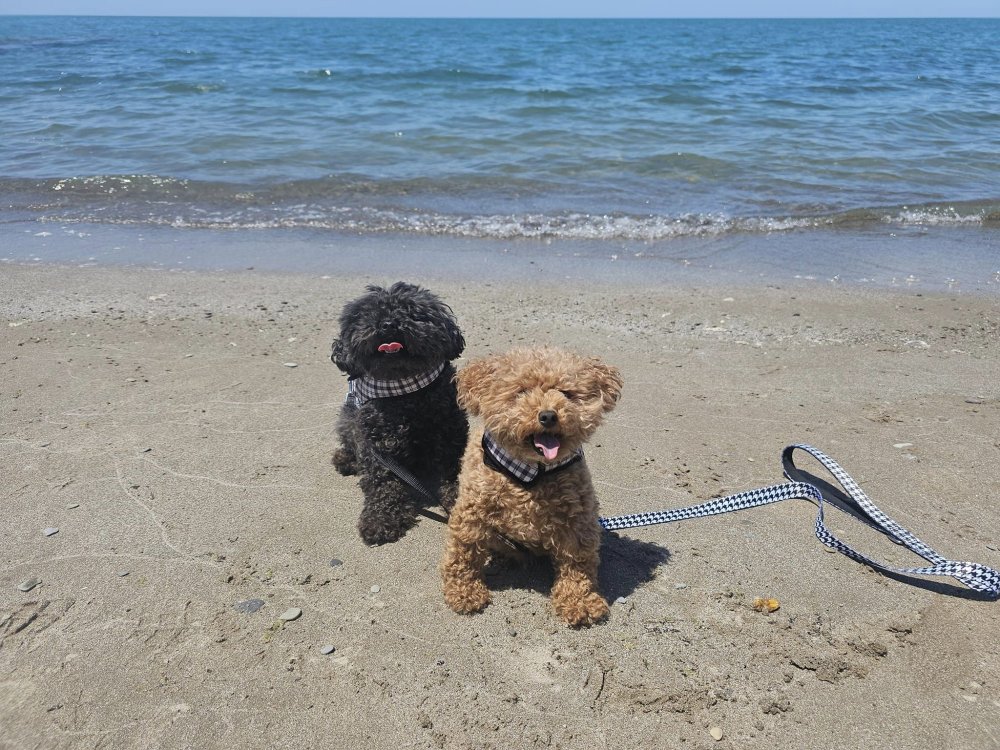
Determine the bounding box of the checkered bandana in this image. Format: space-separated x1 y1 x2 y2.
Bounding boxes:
346 362 447 407
482 430 583 486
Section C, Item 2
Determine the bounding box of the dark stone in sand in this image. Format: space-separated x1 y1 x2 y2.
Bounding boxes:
234 598 265 614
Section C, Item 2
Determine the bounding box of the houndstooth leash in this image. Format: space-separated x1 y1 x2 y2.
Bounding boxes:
599 443 1000 598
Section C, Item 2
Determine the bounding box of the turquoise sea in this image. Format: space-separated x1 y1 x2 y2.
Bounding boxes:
1 16 998 287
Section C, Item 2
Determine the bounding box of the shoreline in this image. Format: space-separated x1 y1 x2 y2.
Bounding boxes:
2 260 999 750
3 221 1000 295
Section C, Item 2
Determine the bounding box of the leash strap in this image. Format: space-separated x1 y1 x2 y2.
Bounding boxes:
369 447 525 552
369 449 449 523
599 443 1000 598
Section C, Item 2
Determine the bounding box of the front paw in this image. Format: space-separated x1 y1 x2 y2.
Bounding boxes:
358 514 411 546
554 591 609 628
332 447 359 476
443 578 492 614
438 480 459 513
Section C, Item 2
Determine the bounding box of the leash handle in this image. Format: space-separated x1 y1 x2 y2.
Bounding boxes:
599 444 1000 598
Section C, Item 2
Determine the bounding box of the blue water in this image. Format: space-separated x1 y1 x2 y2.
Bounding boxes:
1 16 999 240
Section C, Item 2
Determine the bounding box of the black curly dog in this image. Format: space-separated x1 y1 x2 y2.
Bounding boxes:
331 282 469 545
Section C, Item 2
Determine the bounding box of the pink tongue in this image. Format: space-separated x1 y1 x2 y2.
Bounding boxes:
377 342 403 353
533 433 561 461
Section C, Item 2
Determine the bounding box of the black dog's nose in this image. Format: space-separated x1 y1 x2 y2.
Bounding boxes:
538 410 558 427
378 320 394 333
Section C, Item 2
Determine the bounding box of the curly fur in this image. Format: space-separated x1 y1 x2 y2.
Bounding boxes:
441 347 623 627
332 282 468 545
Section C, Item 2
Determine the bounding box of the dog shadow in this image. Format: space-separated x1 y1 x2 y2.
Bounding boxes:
483 531 671 602
599 531 673 601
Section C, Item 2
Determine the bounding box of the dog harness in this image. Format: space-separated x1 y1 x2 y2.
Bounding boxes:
481 430 583 487
346 362 447 407
599 443 1000 597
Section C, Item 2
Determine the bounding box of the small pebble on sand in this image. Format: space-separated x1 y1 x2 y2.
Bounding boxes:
615 596 627 604
320 645 336 655
283 362 298 368
18 578 42 592
329 558 343 567
67 503 79 509
370 585 381 594
710 726 724 741
43 527 59 537
279 607 303 621
233 599 265 614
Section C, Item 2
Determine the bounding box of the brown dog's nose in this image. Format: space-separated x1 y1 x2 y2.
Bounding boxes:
538 410 558 428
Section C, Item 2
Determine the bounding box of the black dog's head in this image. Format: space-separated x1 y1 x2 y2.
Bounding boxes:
331 282 465 380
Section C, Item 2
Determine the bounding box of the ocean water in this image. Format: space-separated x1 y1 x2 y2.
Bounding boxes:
1 16 999 247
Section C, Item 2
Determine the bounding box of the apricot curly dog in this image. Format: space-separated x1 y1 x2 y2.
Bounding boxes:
441 347 623 627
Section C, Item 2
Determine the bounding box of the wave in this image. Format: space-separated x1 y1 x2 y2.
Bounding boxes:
76 210 822 239
4 174 998 241
23 205 1000 241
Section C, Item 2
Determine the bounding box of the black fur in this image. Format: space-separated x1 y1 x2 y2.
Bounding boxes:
331 282 469 545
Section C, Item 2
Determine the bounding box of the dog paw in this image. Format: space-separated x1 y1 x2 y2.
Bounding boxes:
443 579 492 614
438 480 459 513
554 591 609 628
332 448 359 476
358 517 410 546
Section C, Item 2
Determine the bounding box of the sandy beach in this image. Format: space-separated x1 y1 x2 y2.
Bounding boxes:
2 259 998 750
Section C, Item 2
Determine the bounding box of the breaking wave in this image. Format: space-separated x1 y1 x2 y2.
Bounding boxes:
4 174 997 241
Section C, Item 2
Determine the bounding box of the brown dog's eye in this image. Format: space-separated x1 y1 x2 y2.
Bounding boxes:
559 390 578 401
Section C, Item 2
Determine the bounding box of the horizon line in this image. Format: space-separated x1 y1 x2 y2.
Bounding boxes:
2 13 999 19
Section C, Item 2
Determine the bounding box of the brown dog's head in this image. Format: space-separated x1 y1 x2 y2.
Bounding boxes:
456 347 622 465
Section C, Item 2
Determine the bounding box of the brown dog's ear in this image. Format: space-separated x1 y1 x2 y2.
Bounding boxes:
455 356 498 417
589 359 623 412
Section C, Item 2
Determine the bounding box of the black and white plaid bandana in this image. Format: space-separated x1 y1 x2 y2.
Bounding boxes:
346 362 447 407
482 430 583 487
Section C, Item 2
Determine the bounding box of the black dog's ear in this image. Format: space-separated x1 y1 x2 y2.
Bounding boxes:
331 338 354 375
444 317 465 361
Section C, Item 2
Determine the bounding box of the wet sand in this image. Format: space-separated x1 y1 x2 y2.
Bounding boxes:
2 259 998 750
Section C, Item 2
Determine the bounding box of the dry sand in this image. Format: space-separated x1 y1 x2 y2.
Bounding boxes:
2 263 998 750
